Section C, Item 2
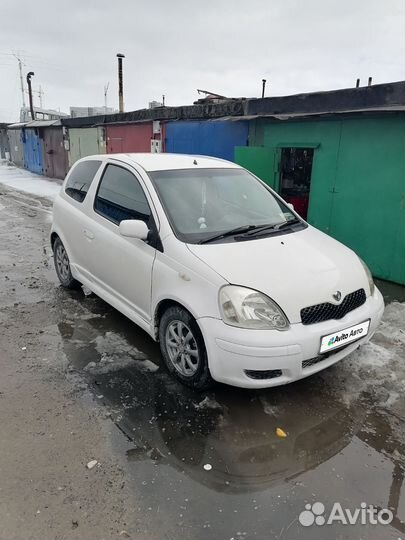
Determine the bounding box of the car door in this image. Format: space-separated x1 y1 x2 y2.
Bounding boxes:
84 162 157 326
57 159 104 276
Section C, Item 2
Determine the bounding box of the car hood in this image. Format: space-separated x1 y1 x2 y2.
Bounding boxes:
187 226 369 324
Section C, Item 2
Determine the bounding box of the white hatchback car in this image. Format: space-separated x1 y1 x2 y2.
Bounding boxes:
51 153 384 389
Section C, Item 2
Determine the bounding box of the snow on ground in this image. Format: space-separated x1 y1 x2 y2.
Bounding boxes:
323 301 405 407
0 160 62 200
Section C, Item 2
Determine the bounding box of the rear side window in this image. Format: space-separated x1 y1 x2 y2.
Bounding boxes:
94 164 151 225
65 160 101 203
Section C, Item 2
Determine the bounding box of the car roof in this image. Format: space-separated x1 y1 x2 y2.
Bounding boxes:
83 153 241 172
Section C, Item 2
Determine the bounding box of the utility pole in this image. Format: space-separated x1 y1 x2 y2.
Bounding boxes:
38 85 43 108
31 87 44 109
26 71 35 120
13 54 26 108
162 94 165 107
116 53 125 113
104 82 110 113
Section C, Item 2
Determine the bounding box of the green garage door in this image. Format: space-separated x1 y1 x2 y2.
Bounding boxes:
234 146 279 189
329 117 405 285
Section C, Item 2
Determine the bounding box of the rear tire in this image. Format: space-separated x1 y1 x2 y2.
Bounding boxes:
159 306 214 391
53 237 80 289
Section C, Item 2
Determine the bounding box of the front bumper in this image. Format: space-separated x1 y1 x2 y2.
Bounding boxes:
198 287 385 389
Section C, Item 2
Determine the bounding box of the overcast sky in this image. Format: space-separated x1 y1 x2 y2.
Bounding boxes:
0 0 404 122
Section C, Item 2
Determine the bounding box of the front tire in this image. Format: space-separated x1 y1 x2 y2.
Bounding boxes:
53 237 80 289
159 306 213 390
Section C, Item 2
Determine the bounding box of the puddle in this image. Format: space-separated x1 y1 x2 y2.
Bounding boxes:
54 290 405 539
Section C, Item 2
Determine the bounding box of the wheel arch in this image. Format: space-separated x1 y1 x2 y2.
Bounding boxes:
50 229 73 260
50 231 59 251
153 298 200 341
49 229 78 280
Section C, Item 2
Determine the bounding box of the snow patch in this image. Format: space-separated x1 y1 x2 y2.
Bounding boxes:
83 332 159 375
0 161 62 200
194 396 223 411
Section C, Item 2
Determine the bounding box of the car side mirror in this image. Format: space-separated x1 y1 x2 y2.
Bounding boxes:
119 219 149 240
287 203 294 211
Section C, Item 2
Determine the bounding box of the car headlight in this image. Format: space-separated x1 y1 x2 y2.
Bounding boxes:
219 285 290 330
359 258 375 296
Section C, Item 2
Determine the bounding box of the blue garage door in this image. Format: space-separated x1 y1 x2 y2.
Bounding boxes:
165 121 248 162
23 129 43 174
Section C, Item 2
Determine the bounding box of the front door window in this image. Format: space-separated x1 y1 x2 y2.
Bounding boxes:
94 163 151 225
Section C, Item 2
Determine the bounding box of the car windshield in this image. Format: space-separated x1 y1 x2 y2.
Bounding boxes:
149 168 301 243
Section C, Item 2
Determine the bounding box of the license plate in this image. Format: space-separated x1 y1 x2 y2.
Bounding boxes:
320 320 370 354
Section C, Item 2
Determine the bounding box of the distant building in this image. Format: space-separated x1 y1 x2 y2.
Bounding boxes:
148 101 163 109
20 106 68 122
70 106 116 118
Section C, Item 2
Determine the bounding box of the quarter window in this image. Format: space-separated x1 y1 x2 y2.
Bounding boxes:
94 164 151 225
65 160 102 203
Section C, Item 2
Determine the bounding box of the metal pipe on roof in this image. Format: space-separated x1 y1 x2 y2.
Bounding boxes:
26 71 35 120
117 53 125 113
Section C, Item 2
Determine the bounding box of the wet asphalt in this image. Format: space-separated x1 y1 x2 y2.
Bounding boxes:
0 185 404 540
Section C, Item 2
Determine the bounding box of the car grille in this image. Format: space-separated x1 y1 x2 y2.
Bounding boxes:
302 343 352 369
301 289 366 325
302 356 325 369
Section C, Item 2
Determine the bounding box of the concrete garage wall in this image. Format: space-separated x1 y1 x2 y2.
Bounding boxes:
165 120 248 162
240 115 405 285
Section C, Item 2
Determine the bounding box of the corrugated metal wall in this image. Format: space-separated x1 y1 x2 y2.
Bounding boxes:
43 127 68 179
106 124 153 153
8 129 24 167
23 128 43 174
165 120 248 161
67 127 106 168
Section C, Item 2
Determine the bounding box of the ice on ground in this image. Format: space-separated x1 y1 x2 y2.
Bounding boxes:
259 396 280 417
194 395 223 411
84 332 159 375
0 160 62 200
94 332 147 359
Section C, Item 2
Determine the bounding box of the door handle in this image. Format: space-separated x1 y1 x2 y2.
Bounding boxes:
83 229 95 240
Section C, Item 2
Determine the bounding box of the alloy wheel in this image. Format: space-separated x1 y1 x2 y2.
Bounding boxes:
165 320 200 377
55 243 70 282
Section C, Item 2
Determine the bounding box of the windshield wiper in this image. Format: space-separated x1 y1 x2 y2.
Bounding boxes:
198 225 258 244
241 218 302 238
275 217 301 230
